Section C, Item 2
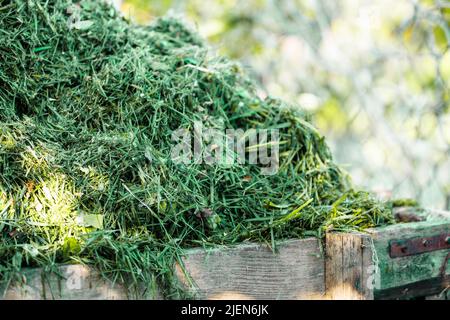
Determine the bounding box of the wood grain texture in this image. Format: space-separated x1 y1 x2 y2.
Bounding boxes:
325 232 374 300
175 238 325 300
325 233 343 299
1 265 160 300
360 235 375 300
342 234 363 299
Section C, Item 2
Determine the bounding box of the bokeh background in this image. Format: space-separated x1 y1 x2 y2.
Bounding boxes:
113 0 449 210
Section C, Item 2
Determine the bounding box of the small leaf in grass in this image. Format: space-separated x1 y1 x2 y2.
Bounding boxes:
62 237 82 258
77 213 104 229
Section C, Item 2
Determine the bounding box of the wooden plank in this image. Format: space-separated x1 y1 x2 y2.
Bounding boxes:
369 219 449 293
394 207 450 223
423 208 450 221
325 232 374 299
175 238 325 300
342 234 362 298
1 265 161 300
360 235 375 300
375 276 450 300
325 233 343 299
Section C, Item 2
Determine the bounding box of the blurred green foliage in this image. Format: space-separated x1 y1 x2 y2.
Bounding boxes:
121 0 449 209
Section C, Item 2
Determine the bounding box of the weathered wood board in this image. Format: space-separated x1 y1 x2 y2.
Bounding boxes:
326 210 450 300
175 238 325 300
325 232 374 300
1 239 324 300
0 264 161 300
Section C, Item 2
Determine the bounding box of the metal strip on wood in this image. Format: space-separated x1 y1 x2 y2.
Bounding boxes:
389 233 450 258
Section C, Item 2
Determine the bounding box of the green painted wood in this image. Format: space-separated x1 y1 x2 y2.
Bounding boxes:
368 219 449 292
325 209 450 299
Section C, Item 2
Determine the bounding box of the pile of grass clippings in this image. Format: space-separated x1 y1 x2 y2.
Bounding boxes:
0 0 394 298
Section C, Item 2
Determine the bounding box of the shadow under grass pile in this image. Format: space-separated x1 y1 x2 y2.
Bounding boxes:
0 0 394 298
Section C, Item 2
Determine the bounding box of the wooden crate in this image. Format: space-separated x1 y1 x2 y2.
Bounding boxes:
1 208 448 300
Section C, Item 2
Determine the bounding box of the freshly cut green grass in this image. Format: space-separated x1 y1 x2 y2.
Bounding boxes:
0 0 394 298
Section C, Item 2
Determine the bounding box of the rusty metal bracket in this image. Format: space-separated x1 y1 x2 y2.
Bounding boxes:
389 233 450 258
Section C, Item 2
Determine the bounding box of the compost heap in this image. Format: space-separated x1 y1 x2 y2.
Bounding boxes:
0 0 394 298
